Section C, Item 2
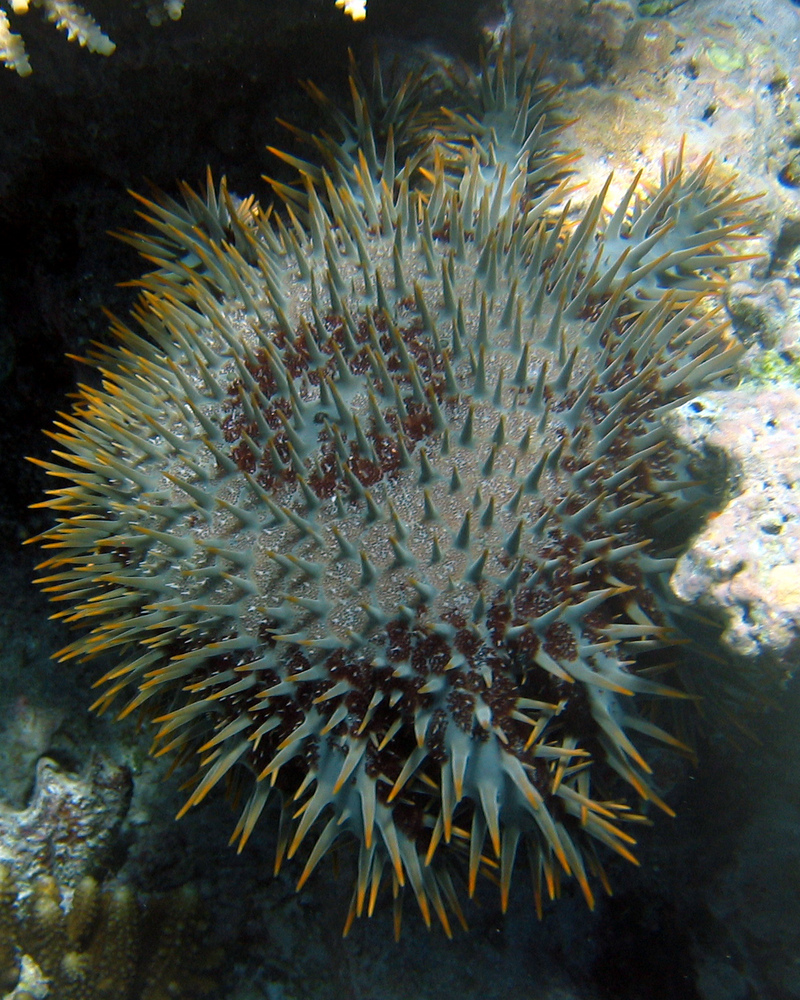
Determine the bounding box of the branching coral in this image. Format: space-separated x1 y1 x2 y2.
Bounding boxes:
30 36 756 935
0 0 362 76
1 0 116 75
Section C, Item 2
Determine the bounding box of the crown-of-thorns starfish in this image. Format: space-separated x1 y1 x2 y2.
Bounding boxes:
30 36 754 937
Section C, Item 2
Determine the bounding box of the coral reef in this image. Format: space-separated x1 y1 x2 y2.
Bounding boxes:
510 0 638 83
0 755 131 890
668 386 800 673
725 279 795 353
0 865 218 1000
529 0 796 246
30 36 757 935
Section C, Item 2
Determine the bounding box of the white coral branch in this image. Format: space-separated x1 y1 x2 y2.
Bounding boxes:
146 0 185 27
335 0 366 20
0 0 186 74
0 5 31 74
35 0 115 54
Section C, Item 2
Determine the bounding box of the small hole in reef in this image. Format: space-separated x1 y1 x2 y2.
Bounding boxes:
778 162 800 189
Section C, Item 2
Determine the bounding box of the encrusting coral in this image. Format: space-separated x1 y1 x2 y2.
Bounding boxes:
0 863 218 999
30 36 756 936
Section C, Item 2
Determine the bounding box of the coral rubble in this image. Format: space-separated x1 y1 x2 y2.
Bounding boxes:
30 37 757 933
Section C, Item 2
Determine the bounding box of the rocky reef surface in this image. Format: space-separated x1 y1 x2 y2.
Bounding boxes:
669 387 800 669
